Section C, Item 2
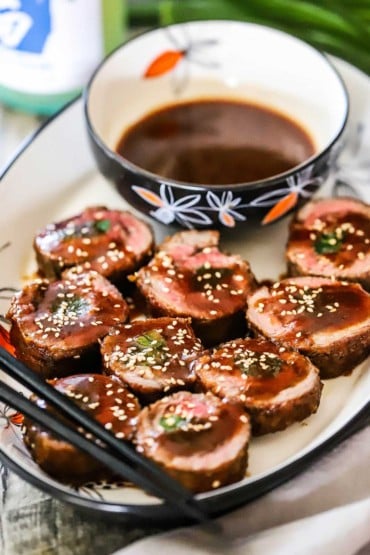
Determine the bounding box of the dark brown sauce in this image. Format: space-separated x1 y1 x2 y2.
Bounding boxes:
199 339 308 401
260 283 370 338
116 99 316 185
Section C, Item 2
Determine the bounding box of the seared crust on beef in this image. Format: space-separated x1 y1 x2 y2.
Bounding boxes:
246 277 370 378
23 374 140 483
193 337 322 435
287 198 370 290
135 391 250 492
136 230 256 346
7 271 128 378
34 206 154 285
101 317 203 402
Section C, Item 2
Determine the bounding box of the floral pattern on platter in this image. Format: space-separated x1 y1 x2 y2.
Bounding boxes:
132 165 323 229
0 404 23 430
76 479 134 501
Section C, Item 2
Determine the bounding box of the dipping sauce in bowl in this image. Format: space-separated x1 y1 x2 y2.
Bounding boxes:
116 99 316 186
85 20 349 228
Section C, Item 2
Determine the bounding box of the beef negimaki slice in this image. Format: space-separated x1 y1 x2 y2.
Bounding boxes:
23 374 140 484
135 391 250 493
247 276 370 378
7 271 128 378
34 206 154 285
287 197 370 290
193 337 322 435
136 230 256 346
101 317 202 402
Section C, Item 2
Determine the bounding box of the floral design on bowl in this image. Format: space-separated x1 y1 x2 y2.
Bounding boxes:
132 164 323 228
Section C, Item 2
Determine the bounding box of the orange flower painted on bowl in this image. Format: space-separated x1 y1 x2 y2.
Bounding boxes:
143 37 218 81
144 50 185 78
262 192 298 225
250 167 323 225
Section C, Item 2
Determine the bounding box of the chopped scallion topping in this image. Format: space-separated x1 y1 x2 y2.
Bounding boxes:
159 414 187 432
94 219 111 233
314 231 344 254
235 353 282 377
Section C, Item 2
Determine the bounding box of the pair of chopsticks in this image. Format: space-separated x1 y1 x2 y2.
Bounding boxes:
0 346 218 529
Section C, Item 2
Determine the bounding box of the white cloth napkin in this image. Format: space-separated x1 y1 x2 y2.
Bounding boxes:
114 425 370 555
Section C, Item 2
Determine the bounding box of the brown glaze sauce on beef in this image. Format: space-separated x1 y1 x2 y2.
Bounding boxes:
197 341 309 401
34 207 153 281
12 273 127 351
153 396 244 458
48 374 140 437
23 374 140 483
136 390 250 492
252 281 370 339
148 255 248 317
289 212 370 269
102 318 202 399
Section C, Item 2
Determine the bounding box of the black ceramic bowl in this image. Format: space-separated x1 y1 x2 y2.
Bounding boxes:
84 21 349 229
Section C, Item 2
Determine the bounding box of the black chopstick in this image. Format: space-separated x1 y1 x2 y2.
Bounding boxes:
0 381 177 499
0 347 216 528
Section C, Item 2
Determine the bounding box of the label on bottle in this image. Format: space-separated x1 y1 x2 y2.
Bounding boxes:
0 0 105 94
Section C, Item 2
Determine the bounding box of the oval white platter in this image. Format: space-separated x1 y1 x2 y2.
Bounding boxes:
0 57 369 522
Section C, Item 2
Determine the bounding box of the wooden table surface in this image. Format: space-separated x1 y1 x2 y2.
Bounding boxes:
0 465 158 555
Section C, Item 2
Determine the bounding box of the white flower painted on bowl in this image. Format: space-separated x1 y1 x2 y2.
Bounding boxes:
251 166 323 224
206 191 247 227
132 184 212 228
